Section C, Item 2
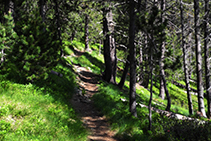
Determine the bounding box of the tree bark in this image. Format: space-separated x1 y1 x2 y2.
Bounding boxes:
204 0 211 118
102 5 117 84
129 0 137 117
85 14 89 51
148 35 153 131
39 0 45 23
54 0 64 57
1 0 10 64
148 60 153 131
160 64 171 111
159 0 165 100
194 0 206 117
118 54 130 89
180 0 193 115
142 36 150 88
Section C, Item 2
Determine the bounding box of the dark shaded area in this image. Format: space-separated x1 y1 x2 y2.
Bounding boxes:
79 71 100 85
68 45 84 56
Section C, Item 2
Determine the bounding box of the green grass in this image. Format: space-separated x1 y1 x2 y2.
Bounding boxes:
61 40 211 140
64 40 104 75
0 62 87 140
63 40 208 118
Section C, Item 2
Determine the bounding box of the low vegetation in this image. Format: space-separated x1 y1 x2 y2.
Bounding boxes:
0 59 87 140
1 40 211 140
65 40 211 141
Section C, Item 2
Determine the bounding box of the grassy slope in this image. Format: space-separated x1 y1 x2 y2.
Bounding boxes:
0 57 87 140
63 40 211 141
1 39 209 140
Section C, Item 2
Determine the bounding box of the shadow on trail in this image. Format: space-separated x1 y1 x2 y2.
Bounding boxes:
68 45 104 72
78 71 100 85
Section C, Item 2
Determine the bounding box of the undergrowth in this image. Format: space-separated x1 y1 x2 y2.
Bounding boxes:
0 61 87 140
93 82 211 141
66 40 211 140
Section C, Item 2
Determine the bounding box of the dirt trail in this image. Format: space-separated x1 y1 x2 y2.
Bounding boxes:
70 50 117 141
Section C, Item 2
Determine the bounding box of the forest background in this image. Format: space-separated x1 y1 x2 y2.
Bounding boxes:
1 0 211 140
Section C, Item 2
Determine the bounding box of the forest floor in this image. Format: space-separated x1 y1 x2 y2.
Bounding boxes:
68 47 206 141
70 49 118 141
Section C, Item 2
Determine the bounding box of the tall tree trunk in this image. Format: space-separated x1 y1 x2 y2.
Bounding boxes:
138 44 143 84
118 54 130 89
148 64 153 130
194 0 206 117
129 0 137 117
39 0 45 23
85 14 89 51
148 38 153 131
180 0 193 115
4 0 10 15
142 36 150 88
54 0 63 57
102 5 117 84
204 0 211 118
159 0 165 100
160 64 171 111
1 0 10 64
188 33 193 80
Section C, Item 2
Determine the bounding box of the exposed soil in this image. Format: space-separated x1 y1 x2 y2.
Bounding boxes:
70 50 117 141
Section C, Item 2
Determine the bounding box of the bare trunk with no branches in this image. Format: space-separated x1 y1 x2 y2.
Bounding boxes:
194 0 206 117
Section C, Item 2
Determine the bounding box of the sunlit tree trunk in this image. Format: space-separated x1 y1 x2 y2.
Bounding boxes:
204 0 211 118
180 0 193 115
159 0 165 100
102 5 117 84
194 0 206 117
1 0 11 64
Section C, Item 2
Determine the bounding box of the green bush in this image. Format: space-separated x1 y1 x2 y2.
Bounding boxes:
3 9 61 82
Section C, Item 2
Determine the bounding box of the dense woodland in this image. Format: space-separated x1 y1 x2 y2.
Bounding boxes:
1 0 211 140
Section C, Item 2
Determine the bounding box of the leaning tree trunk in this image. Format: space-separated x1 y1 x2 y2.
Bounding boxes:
118 54 130 89
180 0 193 115
204 0 211 118
85 14 89 51
102 6 117 84
129 0 137 117
160 63 171 111
194 0 206 117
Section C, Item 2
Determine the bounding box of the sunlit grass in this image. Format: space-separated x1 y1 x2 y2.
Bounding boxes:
60 40 211 140
66 39 208 117
0 62 87 140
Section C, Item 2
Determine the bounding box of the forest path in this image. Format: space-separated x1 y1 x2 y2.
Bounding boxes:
69 49 117 141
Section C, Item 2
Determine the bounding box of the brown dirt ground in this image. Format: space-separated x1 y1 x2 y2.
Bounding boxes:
70 50 118 141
